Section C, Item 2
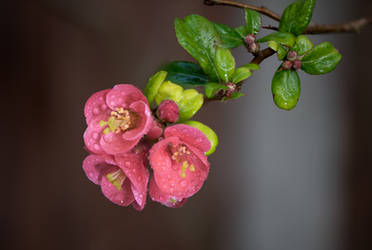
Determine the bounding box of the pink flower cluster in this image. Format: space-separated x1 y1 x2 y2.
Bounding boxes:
82 84 211 210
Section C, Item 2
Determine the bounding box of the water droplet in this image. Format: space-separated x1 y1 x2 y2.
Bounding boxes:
93 144 100 150
180 180 188 187
101 104 107 110
92 132 99 140
93 107 100 115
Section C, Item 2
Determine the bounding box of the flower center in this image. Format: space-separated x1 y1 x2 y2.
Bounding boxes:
106 169 126 191
100 107 139 134
168 143 195 178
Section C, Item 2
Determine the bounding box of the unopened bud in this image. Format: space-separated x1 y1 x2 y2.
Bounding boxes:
248 42 260 54
245 34 256 45
287 50 297 61
282 60 293 70
225 82 236 98
293 60 302 70
157 100 179 123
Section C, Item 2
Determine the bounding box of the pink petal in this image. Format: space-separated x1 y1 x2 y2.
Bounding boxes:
84 89 111 124
164 124 211 153
100 131 140 155
122 100 153 141
83 120 106 155
147 120 164 140
149 137 209 198
114 153 149 202
101 175 134 206
149 177 187 208
106 84 148 111
131 185 147 211
82 154 108 185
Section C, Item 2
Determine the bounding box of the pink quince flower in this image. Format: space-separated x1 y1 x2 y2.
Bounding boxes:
149 124 211 207
84 84 153 155
82 142 150 210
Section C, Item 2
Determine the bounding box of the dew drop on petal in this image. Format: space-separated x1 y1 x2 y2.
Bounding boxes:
94 144 100 151
93 108 100 115
180 180 188 187
92 132 99 140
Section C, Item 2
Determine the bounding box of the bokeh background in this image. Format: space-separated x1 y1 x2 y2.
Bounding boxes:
2 0 372 249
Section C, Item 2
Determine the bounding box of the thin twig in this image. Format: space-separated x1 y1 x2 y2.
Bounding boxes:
204 0 280 22
263 18 372 34
205 0 372 35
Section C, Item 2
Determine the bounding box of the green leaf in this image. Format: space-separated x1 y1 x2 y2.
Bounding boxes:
268 41 279 51
272 69 301 110
279 0 316 36
214 23 244 49
204 82 227 98
257 32 296 47
278 46 289 60
231 63 259 83
162 61 209 87
234 26 248 39
292 35 313 55
154 81 184 105
301 42 342 75
230 92 245 100
175 15 221 81
245 9 261 35
177 89 204 121
183 120 219 156
145 71 167 108
214 46 235 82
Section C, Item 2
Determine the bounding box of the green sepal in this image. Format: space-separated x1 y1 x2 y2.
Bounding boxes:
257 32 296 47
231 63 259 83
214 23 244 49
183 120 219 156
245 9 261 35
154 81 183 105
214 46 235 83
301 42 342 75
272 68 301 110
145 71 168 109
177 89 204 121
175 15 221 81
204 82 227 98
279 0 316 36
162 61 209 87
292 35 313 55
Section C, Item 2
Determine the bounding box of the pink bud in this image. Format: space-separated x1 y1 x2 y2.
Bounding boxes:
282 60 293 70
225 82 236 98
245 34 256 45
287 50 297 61
248 42 260 54
293 60 302 70
157 100 179 123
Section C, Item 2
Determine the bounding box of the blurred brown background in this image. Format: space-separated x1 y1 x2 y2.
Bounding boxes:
2 0 371 249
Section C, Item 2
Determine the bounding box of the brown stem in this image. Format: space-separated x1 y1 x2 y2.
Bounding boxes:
204 0 280 22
